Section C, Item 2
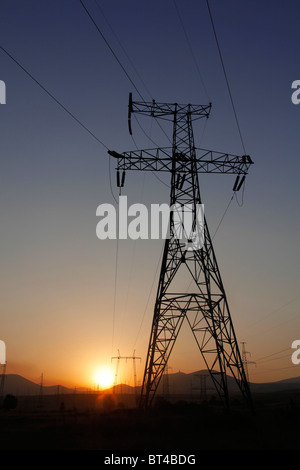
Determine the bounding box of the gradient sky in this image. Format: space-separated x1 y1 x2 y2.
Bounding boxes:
1 0 300 389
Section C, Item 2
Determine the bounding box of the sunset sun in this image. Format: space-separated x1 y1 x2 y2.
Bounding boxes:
94 367 114 390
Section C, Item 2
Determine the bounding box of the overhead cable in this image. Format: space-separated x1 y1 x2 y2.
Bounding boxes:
79 0 172 146
0 45 109 150
79 0 145 101
206 0 247 155
173 0 210 102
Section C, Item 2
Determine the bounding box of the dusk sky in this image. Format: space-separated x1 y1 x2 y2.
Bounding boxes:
1 0 300 390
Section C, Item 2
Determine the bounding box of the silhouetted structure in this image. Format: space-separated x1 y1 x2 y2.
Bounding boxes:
112 350 141 398
109 94 253 410
37 373 43 408
241 342 256 383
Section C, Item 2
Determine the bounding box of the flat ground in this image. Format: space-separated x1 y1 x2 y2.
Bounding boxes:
0 391 300 451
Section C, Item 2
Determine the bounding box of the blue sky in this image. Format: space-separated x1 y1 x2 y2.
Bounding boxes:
0 0 300 388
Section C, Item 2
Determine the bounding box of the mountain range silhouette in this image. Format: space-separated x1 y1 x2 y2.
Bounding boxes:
2 371 300 397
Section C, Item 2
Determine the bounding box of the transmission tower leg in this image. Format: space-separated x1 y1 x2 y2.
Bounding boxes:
140 219 252 409
139 110 252 411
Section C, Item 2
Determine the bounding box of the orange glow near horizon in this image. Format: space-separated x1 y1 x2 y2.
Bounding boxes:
93 367 115 390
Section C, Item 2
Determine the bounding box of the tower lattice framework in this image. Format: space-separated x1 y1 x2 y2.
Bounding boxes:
108 94 253 410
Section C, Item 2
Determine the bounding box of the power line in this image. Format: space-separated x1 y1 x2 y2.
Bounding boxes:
255 348 291 364
254 348 291 363
173 0 210 102
184 190 235 294
78 1 248 363
108 153 119 204
250 364 297 378
1 45 119 204
247 294 300 330
206 0 247 155
172 0 242 237
111 235 119 357
172 0 248 235
133 113 164 148
78 1 173 359
133 241 165 350
0 44 121 339
0 45 109 151
93 7 172 188
212 192 234 240
79 0 145 102
131 115 170 189
80 0 172 147
93 0 153 101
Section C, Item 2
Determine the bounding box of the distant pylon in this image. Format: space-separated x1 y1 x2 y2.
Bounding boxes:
111 350 141 397
163 365 173 400
193 373 212 401
38 373 43 407
199 374 208 401
241 342 256 383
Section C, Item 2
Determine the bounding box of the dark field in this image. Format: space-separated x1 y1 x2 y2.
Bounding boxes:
0 391 300 451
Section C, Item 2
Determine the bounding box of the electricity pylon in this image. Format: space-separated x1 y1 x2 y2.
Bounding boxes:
111 350 141 394
108 94 254 410
38 373 43 408
241 341 256 383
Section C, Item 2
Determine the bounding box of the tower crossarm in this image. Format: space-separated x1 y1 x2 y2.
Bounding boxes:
129 96 212 121
108 148 253 175
127 94 211 134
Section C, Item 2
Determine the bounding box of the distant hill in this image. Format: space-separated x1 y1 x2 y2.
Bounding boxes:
156 370 300 397
112 383 135 394
250 376 300 393
2 371 300 397
156 369 241 396
1 375 75 396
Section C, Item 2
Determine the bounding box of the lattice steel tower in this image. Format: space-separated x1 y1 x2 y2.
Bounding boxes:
108 94 253 410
